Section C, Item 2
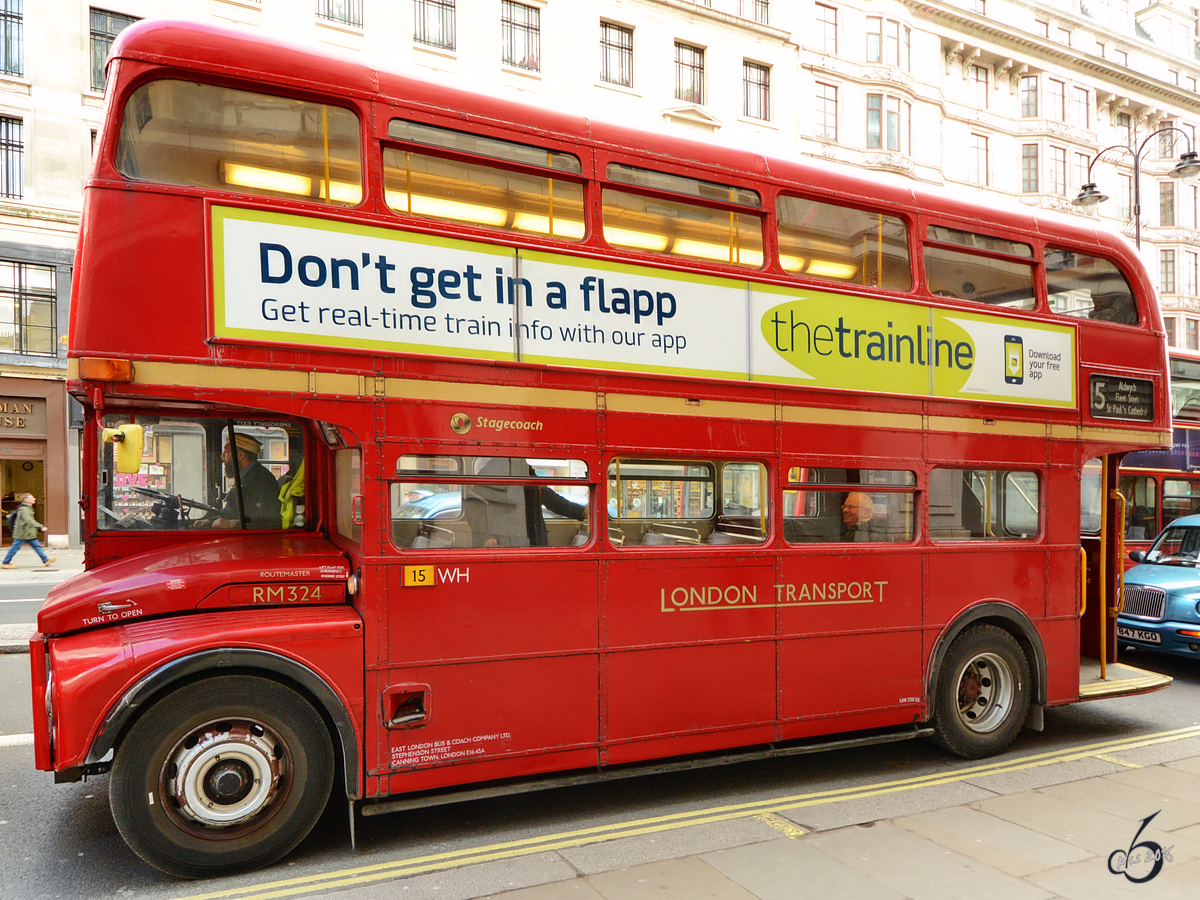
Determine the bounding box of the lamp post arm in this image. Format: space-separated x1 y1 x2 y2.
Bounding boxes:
1084 143 1134 182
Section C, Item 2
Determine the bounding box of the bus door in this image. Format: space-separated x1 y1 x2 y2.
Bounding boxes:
777 467 924 739
602 459 776 765
376 453 600 786
1078 458 1171 698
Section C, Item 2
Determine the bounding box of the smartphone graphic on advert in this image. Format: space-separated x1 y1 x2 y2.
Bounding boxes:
1004 335 1024 384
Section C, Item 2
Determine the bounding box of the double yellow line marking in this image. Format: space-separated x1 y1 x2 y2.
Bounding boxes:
181 725 1200 900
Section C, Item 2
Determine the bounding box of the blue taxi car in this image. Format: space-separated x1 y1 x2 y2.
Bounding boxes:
1120 514 1200 659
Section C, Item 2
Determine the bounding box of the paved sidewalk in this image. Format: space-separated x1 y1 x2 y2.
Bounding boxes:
0 547 83 653
459 735 1200 900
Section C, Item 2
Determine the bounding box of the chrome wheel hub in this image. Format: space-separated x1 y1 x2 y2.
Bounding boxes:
166 721 285 827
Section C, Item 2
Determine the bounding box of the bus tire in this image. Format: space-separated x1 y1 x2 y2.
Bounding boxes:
932 625 1030 759
109 674 334 878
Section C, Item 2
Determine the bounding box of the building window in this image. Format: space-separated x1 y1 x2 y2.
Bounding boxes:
867 94 905 152
0 260 56 355
1117 111 1132 145
1021 144 1038 192
971 65 987 109
972 0 986 12
969 134 988 185
815 82 838 141
1047 79 1065 121
1049 146 1066 196
600 22 633 87
742 61 769 121
0 115 20 199
415 0 455 51
1114 48 1127 66
1056 26 1071 45
1186 251 1198 295
739 0 768 24
501 1 539 71
1162 182 1176 226
1160 121 1177 158
90 8 138 92
1072 87 1089 128
1189 318 1199 350
1074 152 1089 191
0 0 21 78
816 4 837 55
866 17 909 69
1117 173 1132 219
1020 75 1037 117
1166 317 1176 346
1035 19 1049 38
1162 249 1176 294
675 42 704 105
315 0 362 28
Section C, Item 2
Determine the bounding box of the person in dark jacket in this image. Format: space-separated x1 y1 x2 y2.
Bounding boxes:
2 493 56 568
208 434 282 529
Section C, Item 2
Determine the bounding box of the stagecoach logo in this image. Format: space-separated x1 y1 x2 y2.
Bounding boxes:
1108 811 1172 883
450 413 472 435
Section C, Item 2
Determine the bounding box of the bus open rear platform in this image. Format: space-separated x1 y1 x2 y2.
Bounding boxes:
1078 658 1172 699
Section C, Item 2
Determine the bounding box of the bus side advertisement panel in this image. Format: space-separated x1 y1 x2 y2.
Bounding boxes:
212 207 1077 409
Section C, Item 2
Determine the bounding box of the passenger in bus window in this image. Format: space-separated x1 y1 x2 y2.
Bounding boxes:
464 460 586 547
840 492 887 542
207 435 282 529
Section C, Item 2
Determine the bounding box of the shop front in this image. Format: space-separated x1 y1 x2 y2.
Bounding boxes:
0 379 69 548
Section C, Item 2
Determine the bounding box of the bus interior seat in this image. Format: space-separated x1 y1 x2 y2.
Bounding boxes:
783 517 836 543
410 524 454 549
608 524 625 545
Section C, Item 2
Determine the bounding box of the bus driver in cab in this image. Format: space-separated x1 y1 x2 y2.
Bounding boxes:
204 434 282 530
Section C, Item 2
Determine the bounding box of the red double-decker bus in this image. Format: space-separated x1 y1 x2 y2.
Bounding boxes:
34 19 1174 878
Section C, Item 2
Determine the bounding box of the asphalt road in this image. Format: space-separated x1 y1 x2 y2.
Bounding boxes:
0 584 49 626
1 650 1198 900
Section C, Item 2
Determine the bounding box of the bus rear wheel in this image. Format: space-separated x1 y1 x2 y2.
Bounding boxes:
932 625 1030 759
110 675 334 878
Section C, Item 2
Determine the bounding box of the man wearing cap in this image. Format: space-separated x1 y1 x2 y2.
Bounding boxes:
210 434 282 529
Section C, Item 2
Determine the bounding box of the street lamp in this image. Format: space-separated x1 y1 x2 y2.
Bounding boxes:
1072 126 1200 249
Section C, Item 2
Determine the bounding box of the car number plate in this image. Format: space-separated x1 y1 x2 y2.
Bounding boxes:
1117 625 1161 644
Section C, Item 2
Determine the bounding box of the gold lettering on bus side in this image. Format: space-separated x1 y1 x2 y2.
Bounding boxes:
253 586 264 603
268 586 284 602
660 581 889 612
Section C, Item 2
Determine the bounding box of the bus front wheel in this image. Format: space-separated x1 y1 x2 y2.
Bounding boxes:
110 675 335 878
932 625 1030 759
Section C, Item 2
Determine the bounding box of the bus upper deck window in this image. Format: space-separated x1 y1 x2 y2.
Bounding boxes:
602 165 764 268
1046 248 1139 325
115 80 363 206
776 195 911 290
923 227 1035 309
384 120 585 240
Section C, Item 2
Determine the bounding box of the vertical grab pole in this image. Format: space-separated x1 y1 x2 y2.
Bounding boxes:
1111 489 1127 617
1098 459 1109 679
1078 546 1088 618
321 105 331 202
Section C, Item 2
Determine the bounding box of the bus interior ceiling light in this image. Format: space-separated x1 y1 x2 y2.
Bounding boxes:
385 191 507 227
78 358 134 382
222 162 360 204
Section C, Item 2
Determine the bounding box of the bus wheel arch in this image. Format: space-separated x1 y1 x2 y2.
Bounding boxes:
109 673 335 877
88 648 360 801
926 604 1045 758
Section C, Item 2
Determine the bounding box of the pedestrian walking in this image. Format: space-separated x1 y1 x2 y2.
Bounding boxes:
2 493 56 568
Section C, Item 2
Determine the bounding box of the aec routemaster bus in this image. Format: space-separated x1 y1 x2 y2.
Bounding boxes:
33 19 1173 878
